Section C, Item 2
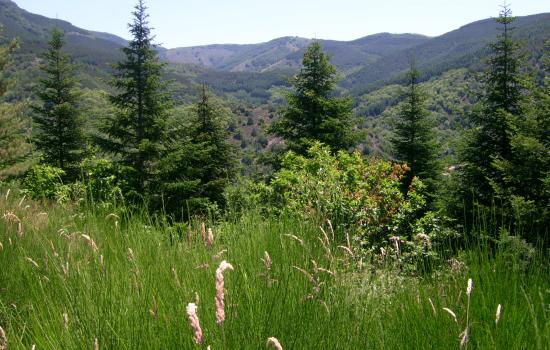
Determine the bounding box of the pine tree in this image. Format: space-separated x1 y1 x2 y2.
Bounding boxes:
0 29 31 180
459 5 525 205
161 86 236 218
392 63 440 195
32 28 84 179
269 42 357 155
98 0 171 200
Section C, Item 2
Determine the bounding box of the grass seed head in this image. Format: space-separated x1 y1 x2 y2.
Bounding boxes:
186 303 203 344
215 260 234 324
495 304 502 325
0 326 7 350
443 307 457 323
266 337 283 350
206 228 214 247
466 278 473 296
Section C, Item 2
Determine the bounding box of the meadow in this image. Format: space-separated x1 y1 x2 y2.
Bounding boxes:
1 190 548 349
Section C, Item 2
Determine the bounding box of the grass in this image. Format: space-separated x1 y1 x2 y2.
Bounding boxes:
0 191 549 349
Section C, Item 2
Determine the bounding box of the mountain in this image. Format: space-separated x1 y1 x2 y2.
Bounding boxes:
0 0 127 67
344 13 550 92
163 33 429 73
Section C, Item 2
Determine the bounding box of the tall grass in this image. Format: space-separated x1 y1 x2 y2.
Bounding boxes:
0 192 548 349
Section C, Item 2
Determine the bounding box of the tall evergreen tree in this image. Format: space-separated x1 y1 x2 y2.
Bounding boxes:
161 86 236 218
98 0 171 200
269 42 357 155
459 5 525 205
490 40 550 235
0 28 30 180
32 28 84 179
392 63 440 195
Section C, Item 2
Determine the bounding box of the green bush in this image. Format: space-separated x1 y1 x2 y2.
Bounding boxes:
269 143 457 269
21 164 66 199
79 156 121 204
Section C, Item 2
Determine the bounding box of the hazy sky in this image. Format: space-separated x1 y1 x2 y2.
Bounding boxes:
13 0 550 48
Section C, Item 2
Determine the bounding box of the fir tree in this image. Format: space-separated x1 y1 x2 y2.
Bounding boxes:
0 29 31 179
98 0 171 200
161 86 236 218
392 63 440 195
269 42 357 155
490 40 550 235
32 28 84 179
459 5 525 205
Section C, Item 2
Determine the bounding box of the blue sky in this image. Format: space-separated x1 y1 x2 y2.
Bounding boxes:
13 0 550 48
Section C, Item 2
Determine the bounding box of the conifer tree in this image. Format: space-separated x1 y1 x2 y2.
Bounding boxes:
98 0 171 200
0 29 30 179
32 28 84 179
490 40 550 235
459 5 525 205
392 63 439 195
269 42 357 155
161 86 236 217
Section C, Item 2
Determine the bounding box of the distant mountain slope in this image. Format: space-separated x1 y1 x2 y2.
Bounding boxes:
344 13 550 92
164 33 429 73
0 0 126 67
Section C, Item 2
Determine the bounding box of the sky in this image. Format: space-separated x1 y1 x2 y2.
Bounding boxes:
12 0 550 48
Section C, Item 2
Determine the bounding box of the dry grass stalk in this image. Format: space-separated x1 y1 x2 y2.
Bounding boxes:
0 242 3 251
495 304 502 325
127 248 135 263
4 188 10 200
338 245 355 259
18 195 26 208
63 312 69 330
3 212 23 238
62 261 69 275
206 228 214 247
459 327 469 349
25 257 39 268
94 337 99 350
215 260 234 324
283 234 305 247
428 298 437 316
443 307 458 323
81 234 98 253
266 337 283 350
105 213 119 221
262 251 272 270
0 326 7 350
171 267 182 288
213 249 227 260
31 344 36 350
201 222 206 244
326 219 335 241
149 296 158 318
186 303 203 344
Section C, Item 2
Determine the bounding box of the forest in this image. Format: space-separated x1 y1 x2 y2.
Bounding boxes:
0 0 549 349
